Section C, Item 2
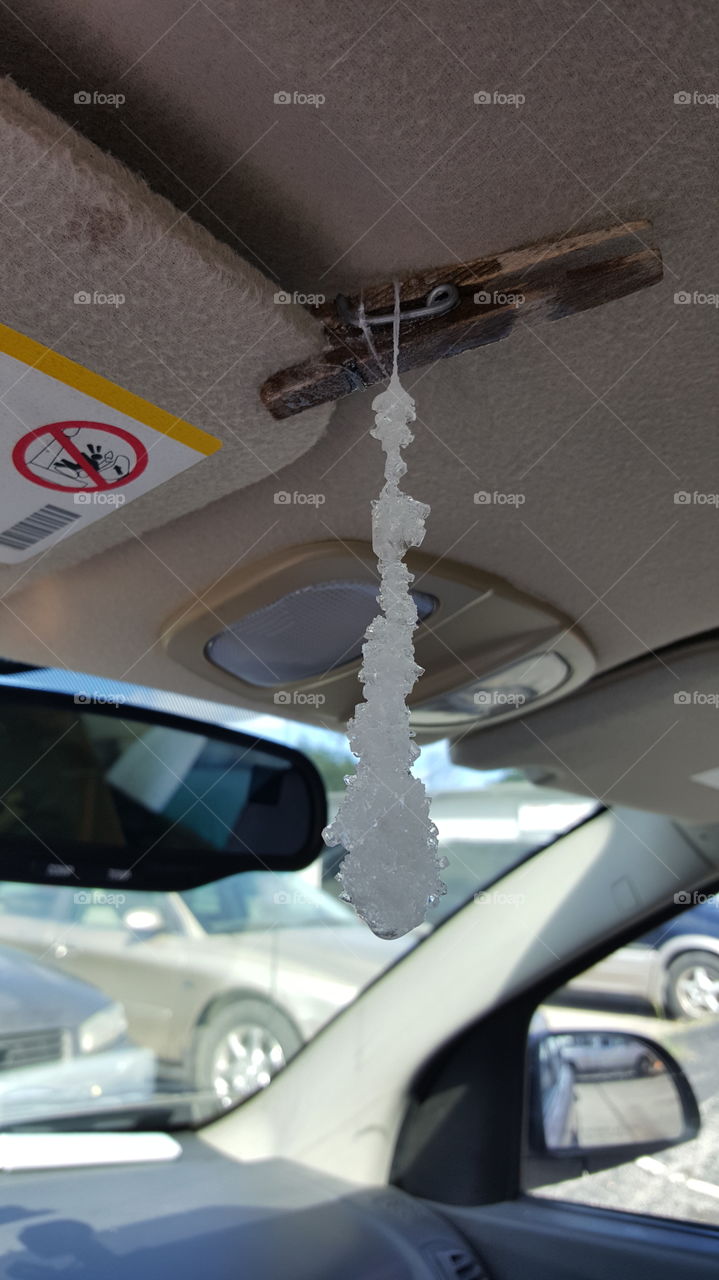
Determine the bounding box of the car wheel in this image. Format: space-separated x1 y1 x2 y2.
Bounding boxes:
665 951 719 1020
193 999 302 1108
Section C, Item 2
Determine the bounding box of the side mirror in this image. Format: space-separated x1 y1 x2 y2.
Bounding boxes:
526 1028 700 1187
123 907 166 936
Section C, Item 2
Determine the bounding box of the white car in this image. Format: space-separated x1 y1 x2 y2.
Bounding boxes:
0 941 152 1123
555 1032 660 1079
0 874 416 1106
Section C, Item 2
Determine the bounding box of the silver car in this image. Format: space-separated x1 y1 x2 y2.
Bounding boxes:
565 902 719 1020
0 875 416 1106
0 939 153 1122
555 1032 660 1078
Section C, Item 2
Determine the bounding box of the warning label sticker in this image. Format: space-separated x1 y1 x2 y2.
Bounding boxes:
13 422 148 492
0 324 221 563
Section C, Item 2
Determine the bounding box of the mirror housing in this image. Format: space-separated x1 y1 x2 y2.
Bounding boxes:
525 1028 700 1187
0 686 326 891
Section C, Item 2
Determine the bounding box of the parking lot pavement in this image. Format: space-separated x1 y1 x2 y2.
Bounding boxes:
535 1004 719 1228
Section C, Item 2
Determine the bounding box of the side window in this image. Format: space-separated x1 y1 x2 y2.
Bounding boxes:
525 896 719 1229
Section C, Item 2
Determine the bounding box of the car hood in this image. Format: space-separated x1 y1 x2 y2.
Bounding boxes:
0 944 106 1032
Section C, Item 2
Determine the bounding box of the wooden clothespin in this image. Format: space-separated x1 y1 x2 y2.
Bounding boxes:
260 221 662 421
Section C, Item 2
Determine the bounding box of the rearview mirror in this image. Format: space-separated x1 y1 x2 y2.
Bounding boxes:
0 687 326 890
526 1028 700 1185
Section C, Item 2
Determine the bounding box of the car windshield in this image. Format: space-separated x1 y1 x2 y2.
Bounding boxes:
181 873 357 933
0 666 597 1128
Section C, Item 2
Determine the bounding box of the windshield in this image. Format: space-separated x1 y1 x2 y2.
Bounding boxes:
181 873 357 933
0 667 597 1128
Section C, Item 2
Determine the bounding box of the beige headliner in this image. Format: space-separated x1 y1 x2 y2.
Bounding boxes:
0 4 717 793
0 74 331 584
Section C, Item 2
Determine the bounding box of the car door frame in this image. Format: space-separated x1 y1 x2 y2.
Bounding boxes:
390 880 719 1229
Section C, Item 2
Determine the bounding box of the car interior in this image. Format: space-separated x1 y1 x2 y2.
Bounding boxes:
0 2 716 1277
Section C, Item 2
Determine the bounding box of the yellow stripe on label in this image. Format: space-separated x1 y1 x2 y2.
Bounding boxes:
0 323 222 456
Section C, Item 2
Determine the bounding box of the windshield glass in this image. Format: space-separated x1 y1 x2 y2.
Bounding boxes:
0 666 597 1127
181 873 357 933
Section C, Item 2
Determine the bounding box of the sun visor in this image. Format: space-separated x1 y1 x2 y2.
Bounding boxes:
0 77 331 586
453 638 719 823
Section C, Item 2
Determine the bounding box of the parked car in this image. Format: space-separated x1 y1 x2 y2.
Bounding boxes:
565 902 719 1020
0 875 416 1106
0 940 152 1123
555 1032 660 1079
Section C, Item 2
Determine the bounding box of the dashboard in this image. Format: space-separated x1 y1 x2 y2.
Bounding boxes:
0 1136 484 1278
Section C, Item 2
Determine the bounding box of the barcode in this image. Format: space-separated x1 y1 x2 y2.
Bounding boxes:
0 504 82 551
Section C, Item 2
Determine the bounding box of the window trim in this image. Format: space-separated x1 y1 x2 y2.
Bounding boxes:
390 868 719 1211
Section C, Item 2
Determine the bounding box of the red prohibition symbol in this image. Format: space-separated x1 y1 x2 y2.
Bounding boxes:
12 421 149 493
